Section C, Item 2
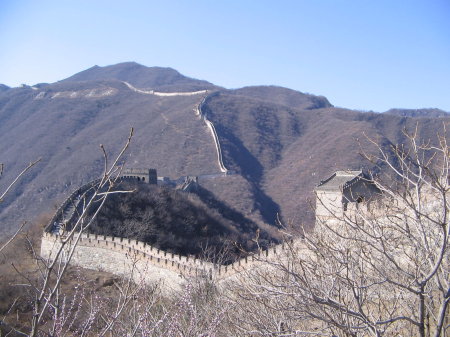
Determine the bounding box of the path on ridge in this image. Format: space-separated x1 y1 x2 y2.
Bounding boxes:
123 81 228 175
123 81 208 96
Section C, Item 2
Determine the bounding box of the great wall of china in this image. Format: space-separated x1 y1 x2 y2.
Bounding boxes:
40 230 291 292
123 81 208 97
123 81 228 173
194 93 228 173
40 84 255 292
36 82 446 297
42 86 383 293
41 171 288 292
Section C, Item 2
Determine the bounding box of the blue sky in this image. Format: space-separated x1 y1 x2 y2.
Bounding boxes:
0 0 449 112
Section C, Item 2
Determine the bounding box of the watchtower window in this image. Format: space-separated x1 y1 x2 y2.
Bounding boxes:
142 177 145 181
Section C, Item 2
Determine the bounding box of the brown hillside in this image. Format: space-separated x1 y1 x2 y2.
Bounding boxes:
0 79 220 236
1 62 449 239
203 92 450 226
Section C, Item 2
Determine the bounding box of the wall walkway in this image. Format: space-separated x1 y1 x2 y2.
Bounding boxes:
123 81 207 96
195 93 228 173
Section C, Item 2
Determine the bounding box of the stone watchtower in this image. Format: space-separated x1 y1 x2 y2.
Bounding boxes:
121 168 157 184
315 170 380 223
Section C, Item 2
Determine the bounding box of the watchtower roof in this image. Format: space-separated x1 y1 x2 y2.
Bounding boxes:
316 170 363 191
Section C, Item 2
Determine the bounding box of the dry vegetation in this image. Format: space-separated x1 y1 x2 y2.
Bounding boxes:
204 90 450 227
0 218 124 336
0 129 448 337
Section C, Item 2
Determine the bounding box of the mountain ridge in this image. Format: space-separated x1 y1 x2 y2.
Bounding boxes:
0 62 448 238
61 62 217 92
384 108 449 118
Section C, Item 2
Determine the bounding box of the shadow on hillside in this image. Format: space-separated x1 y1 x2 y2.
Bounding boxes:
194 185 259 234
251 184 282 227
195 181 281 239
212 128 282 226
218 127 264 183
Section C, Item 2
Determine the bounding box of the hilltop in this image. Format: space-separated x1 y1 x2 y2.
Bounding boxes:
61 62 218 92
384 107 449 118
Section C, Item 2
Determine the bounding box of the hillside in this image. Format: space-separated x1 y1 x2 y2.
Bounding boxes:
384 108 449 118
203 92 450 225
0 84 10 92
1 62 449 239
0 78 220 237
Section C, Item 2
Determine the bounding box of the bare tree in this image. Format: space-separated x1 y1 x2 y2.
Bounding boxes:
0 158 41 253
228 126 450 337
1 129 138 336
1 127 235 337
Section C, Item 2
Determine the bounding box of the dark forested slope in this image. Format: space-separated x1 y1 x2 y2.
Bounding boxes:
85 180 266 260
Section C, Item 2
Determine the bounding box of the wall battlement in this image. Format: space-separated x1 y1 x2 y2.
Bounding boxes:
39 89 301 290
40 230 293 290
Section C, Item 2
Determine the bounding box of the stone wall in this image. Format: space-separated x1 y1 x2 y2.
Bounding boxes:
46 179 101 233
39 85 306 289
196 93 228 173
123 81 207 96
40 232 214 292
40 231 297 290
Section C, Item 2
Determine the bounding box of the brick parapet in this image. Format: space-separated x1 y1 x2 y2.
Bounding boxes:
40 232 295 285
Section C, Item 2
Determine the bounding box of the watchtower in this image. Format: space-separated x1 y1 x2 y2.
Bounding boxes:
315 170 380 223
121 168 157 184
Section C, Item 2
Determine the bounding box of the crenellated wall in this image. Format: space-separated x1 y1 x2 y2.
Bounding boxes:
40 230 296 290
46 179 102 234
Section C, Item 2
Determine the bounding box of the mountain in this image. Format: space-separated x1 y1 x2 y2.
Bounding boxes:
84 180 263 260
61 62 217 91
228 86 332 110
384 108 449 118
0 62 448 239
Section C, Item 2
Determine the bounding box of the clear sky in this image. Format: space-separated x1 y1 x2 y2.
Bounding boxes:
0 0 449 112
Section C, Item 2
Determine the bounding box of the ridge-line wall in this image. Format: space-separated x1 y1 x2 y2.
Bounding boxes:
41 232 213 293
123 81 207 96
196 93 228 173
40 86 297 289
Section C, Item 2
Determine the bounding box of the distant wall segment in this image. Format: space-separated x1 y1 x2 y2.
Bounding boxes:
123 81 207 96
196 93 228 173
